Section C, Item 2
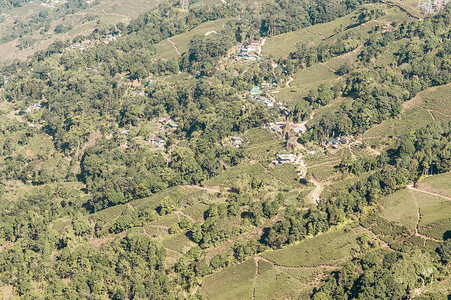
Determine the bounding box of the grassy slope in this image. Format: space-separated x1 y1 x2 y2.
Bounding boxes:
417 172 451 198
379 173 451 240
0 0 160 64
254 261 316 299
380 189 418 230
267 6 391 104
262 225 362 267
201 225 363 298
153 18 233 59
89 3 446 298
363 84 451 139
263 28 323 59
276 64 340 104
263 6 366 59
4 1 446 298
200 259 256 300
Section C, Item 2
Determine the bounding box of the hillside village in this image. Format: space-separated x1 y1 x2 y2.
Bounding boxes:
0 0 449 299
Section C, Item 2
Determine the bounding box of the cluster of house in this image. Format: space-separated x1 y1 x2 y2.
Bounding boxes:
145 79 156 88
71 40 95 50
250 87 276 108
158 117 179 132
265 122 285 134
235 40 261 62
231 136 243 148
132 90 145 96
71 42 85 50
152 136 166 149
71 35 116 51
261 80 278 90
253 94 275 108
118 129 128 136
250 86 261 95
277 104 289 117
327 136 350 149
272 154 297 165
1 75 8 89
23 103 42 114
264 122 306 137
113 117 179 149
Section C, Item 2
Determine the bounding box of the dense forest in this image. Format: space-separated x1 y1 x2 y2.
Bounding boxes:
0 0 449 298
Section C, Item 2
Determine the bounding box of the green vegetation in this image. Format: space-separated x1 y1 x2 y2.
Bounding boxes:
374 38 409 67
417 194 451 240
309 165 338 181
378 184 451 241
0 0 162 63
202 257 324 299
364 84 451 139
162 233 196 253
422 84 451 112
363 107 434 138
417 172 451 198
205 163 270 186
254 266 307 299
264 28 323 58
380 189 418 230
305 11 356 38
200 259 256 299
277 64 340 103
0 0 449 297
263 226 362 267
169 19 232 53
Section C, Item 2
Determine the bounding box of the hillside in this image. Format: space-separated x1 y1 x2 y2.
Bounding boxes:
0 0 449 298
0 0 162 64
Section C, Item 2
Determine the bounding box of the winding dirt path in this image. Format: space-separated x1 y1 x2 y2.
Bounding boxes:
295 154 307 177
147 224 170 230
257 37 266 55
311 176 322 203
407 184 451 201
308 159 341 168
427 109 436 121
174 210 196 223
296 111 314 132
426 108 451 118
168 38 181 56
102 9 130 19
255 256 338 271
320 62 336 73
286 75 294 87
192 280 203 295
304 27 326 39
379 0 422 20
359 225 395 251
184 185 222 193
410 189 443 242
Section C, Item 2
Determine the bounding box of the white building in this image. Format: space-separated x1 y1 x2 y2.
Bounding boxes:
273 154 297 164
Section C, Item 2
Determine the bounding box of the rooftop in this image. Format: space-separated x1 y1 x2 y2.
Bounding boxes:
277 154 296 160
